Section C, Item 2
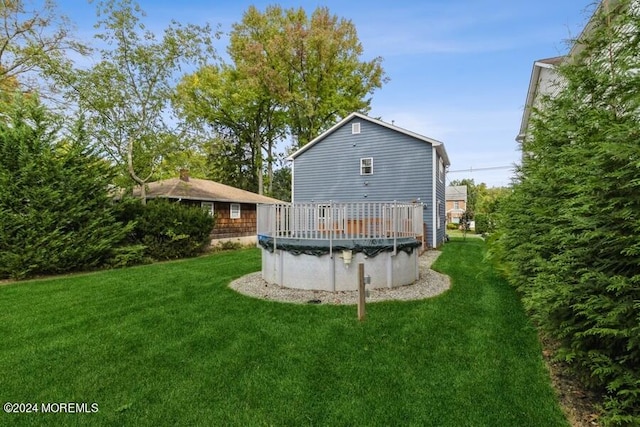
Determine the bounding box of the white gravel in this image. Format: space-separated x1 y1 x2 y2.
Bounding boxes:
228 250 450 305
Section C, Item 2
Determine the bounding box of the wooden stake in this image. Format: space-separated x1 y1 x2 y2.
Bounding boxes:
358 262 366 321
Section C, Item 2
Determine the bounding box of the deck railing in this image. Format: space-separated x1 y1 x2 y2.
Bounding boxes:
258 201 424 246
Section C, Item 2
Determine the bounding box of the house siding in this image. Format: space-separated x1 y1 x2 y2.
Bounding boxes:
210 202 257 239
182 200 257 239
292 117 439 246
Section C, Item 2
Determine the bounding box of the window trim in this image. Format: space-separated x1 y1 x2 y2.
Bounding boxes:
230 203 241 219
438 158 444 183
352 122 361 134
360 157 373 175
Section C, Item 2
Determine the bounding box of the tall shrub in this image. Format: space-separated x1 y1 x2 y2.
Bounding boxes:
491 1 640 424
117 198 215 260
0 94 130 279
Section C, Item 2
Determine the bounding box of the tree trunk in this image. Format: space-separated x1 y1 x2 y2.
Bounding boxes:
127 139 147 204
267 142 274 195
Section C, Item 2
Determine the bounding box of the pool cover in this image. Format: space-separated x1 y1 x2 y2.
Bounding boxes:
258 235 421 257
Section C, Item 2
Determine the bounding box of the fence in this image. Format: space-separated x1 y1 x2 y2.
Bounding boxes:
257 201 424 244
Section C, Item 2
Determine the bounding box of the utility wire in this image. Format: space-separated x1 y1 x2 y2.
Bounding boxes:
448 165 514 173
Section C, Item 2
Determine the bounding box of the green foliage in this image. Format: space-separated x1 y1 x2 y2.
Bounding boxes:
211 240 244 252
491 1 640 423
175 64 283 194
0 93 131 279
117 198 215 260
270 165 291 201
0 0 88 100
175 4 388 195
474 213 493 234
229 5 388 148
67 0 218 193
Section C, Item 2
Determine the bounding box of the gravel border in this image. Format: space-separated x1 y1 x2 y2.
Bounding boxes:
229 250 450 305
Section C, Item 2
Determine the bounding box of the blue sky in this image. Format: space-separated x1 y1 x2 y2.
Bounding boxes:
59 0 596 187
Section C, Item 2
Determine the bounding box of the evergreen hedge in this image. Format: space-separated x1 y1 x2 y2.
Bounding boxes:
0 94 132 279
490 2 640 424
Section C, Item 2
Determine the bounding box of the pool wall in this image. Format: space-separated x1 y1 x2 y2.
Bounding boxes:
261 246 419 291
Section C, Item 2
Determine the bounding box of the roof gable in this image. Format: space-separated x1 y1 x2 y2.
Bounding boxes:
288 112 450 166
446 185 467 202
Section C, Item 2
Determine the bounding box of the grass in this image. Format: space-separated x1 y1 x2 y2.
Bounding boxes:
445 228 483 239
0 240 568 426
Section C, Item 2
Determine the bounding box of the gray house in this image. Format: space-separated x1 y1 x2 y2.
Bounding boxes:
288 112 450 248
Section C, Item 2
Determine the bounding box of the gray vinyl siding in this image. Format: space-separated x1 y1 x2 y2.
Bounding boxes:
293 117 439 246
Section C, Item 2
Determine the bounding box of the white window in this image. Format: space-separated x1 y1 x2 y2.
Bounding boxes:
352 122 361 134
230 203 241 219
453 201 459 210
437 200 442 230
201 202 214 216
360 157 373 175
438 158 444 182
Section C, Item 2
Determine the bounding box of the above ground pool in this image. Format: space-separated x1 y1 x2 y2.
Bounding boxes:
257 202 425 292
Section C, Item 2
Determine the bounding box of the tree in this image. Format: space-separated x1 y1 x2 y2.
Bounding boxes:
475 186 510 234
174 63 285 194
450 178 486 218
270 162 292 202
0 92 131 279
491 1 640 422
0 0 88 101
65 0 217 201
176 5 388 196
229 5 388 148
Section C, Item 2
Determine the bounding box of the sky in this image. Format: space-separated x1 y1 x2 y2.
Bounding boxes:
57 0 598 188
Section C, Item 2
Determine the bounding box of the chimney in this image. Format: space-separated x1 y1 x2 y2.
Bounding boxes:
179 169 190 182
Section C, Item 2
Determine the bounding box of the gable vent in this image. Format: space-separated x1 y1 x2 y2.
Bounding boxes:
352 122 361 134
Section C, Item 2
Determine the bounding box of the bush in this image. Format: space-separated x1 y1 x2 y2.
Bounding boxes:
118 198 215 260
474 213 494 234
446 222 458 230
212 240 245 252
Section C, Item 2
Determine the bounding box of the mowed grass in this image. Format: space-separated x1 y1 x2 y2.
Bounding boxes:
0 240 568 426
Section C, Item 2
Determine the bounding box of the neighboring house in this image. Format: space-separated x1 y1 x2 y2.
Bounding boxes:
133 170 282 244
517 1 616 143
516 56 565 145
287 112 450 248
445 185 467 224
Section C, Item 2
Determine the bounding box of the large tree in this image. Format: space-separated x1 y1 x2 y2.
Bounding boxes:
175 63 285 194
0 0 87 101
66 0 217 200
176 4 387 195
229 5 387 148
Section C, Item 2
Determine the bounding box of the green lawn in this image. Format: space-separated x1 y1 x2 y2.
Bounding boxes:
0 239 568 426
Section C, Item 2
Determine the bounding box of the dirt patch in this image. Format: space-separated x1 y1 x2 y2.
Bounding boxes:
541 336 602 427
